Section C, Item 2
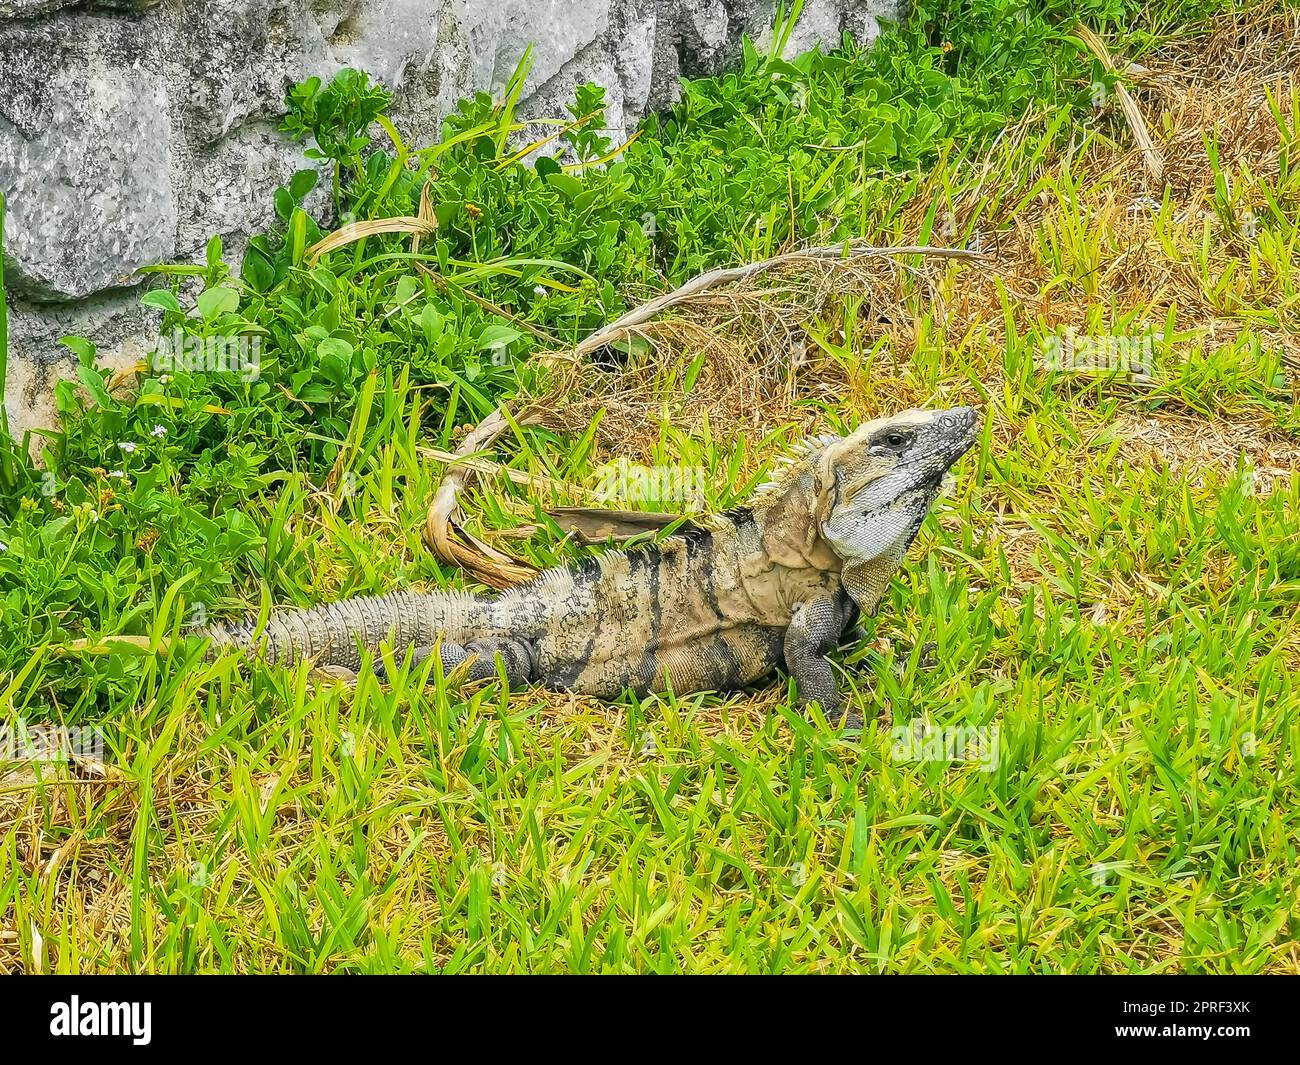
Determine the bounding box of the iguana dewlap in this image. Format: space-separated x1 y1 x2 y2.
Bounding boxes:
206 406 979 727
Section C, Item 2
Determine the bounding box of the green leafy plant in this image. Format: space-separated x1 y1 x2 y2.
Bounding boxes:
281 68 395 214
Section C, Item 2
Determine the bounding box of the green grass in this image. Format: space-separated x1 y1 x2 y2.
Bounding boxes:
0 0 1297 973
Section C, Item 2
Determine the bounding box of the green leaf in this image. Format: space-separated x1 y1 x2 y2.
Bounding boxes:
141 289 184 314
861 122 897 162
289 168 320 200
476 324 521 351
317 337 354 361
197 286 240 321
274 186 294 222
419 304 444 345
241 245 275 292
545 171 584 200
394 275 419 305
74 364 114 409
58 335 97 367
433 201 463 229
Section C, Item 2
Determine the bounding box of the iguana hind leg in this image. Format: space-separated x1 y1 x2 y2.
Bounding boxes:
784 595 863 731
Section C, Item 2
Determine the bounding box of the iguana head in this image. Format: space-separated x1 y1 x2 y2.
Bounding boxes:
817 406 979 609
749 406 979 606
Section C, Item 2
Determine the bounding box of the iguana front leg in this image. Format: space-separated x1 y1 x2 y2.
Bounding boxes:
784 596 862 730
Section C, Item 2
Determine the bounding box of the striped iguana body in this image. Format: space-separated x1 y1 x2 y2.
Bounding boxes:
207 406 979 727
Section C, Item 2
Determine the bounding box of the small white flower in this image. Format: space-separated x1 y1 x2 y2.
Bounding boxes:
118 441 138 454
0 541 8 552
532 285 547 297
151 424 167 438
108 470 125 479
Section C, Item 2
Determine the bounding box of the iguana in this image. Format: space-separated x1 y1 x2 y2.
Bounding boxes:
205 406 979 728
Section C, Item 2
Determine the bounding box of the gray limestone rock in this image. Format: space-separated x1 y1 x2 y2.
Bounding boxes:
0 0 904 440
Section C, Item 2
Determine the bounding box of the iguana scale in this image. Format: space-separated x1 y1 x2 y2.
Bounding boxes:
206 406 979 727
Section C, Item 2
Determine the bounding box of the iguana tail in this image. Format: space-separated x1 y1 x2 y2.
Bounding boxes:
203 589 491 673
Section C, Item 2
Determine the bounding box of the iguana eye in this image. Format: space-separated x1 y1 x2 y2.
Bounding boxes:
876 430 912 451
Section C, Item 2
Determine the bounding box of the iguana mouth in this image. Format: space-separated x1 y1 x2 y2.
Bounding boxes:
926 406 980 483
889 405 977 494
